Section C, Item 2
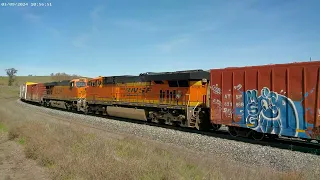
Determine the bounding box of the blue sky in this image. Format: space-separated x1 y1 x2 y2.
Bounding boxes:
0 0 319 77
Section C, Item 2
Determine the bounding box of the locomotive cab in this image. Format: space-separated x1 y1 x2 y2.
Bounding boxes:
69 78 88 99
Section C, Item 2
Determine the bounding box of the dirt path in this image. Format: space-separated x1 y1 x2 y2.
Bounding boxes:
0 132 49 180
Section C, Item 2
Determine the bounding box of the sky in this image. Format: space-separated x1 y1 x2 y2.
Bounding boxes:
0 0 319 77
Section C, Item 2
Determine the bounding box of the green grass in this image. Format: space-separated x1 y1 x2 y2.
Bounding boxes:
0 76 53 86
18 136 26 145
0 122 8 132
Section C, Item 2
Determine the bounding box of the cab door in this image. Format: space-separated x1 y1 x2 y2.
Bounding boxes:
69 81 76 100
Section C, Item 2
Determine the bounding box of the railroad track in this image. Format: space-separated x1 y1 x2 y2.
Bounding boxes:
20 99 320 155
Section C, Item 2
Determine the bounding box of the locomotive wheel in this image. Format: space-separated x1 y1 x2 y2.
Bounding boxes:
251 131 265 141
84 108 88 115
150 113 159 124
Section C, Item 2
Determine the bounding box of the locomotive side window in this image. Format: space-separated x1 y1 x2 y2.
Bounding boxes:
177 80 189 87
170 91 173 101
168 81 178 87
162 90 165 101
168 80 189 87
96 80 102 86
70 82 74 89
160 90 163 101
154 80 164 84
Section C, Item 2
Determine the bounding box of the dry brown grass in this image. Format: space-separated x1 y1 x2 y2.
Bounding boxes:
0 112 309 180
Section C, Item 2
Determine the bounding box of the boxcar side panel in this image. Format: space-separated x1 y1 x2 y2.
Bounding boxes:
32 83 46 102
210 61 320 140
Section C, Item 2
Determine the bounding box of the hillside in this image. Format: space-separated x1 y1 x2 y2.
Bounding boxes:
0 76 53 86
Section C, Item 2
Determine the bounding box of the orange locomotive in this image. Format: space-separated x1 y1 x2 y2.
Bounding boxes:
42 78 88 112
86 70 212 129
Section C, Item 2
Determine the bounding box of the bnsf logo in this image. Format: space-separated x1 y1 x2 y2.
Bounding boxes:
126 87 151 94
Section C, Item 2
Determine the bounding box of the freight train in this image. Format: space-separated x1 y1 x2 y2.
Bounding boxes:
20 61 320 142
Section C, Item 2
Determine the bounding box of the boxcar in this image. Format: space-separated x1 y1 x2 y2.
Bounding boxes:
20 82 37 101
210 61 320 140
25 83 46 103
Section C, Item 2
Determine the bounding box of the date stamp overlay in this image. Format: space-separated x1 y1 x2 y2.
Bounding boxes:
1 2 53 7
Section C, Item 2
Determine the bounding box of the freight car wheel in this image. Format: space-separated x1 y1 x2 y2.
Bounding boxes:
228 126 238 137
251 131 264 141
211 124 221 131
267 134 279 140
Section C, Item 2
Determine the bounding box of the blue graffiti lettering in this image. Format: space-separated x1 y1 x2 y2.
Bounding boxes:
245 90 259 127
244 87 300 137
232 87 317 139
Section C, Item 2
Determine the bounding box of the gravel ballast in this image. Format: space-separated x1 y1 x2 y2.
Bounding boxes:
16 100 320 173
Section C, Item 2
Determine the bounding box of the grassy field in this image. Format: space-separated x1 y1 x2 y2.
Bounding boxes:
0 78 310 180
0 76 53 86
0 110 303 180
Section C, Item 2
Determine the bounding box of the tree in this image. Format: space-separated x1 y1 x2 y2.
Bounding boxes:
5 68 18 86
50 72 82 81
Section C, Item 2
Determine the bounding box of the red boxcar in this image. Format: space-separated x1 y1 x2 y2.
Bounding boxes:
26 83 46 103
210 61 320 140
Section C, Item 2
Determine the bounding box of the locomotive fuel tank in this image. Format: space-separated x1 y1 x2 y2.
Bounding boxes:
106 106 147 121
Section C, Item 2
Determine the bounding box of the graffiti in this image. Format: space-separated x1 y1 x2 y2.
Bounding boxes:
244 87 301 137
211 84 221 95
234 84 242 91
236 95 242 100
217 85 319 139
224 94 231 99
279 90 286 95
236 102 244 107
223 108 233 118
300 88 315 103
212 99 222 110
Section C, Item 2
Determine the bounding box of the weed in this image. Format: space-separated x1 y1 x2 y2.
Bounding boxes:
0 122 8 132
18 136 25 145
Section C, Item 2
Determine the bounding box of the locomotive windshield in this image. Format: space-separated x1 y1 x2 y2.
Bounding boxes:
76 81 86 87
